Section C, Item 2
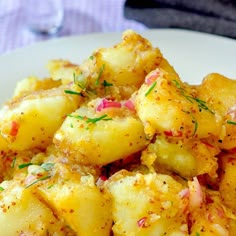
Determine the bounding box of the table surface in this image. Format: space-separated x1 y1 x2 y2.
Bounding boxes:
0 0 147 55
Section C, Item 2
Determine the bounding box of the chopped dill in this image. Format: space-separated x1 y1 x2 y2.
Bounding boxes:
172 80 214 114
11 157 16 168
95 64 105 85
102 80 113 87
68 114 112 124
18 162 33 169
25 175 51 189
64 89 84 96
227 120 236 125
145 81 157 96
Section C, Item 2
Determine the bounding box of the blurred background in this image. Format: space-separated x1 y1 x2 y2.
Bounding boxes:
0 0 147 54
1 0 236 55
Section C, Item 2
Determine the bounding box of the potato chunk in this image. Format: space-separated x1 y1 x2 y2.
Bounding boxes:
54 101 148 165
198 73 236 116
142 137 219 179
0 85 81 154
135 68 223 139
77 30 169 100
219 154 236 211
13 76 61 98
197 73 236 150
0 180 73 235
105 170 188 236
36 163 112 236
47 59 81 84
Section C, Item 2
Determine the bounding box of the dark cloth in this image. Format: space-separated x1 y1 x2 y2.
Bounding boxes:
124 0 236 38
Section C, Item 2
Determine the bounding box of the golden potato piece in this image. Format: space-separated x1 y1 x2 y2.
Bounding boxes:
198 73 236 150
36 163 112 236
13 76 61 98
219 154 236 211
198 73 236 116
0 85 81 154
105 170 188 236
189 190 234 236
135 68 223 139
0 180 73 235
54 102 148 165
77 30 173 100
142 137 219 179
47 59 80 84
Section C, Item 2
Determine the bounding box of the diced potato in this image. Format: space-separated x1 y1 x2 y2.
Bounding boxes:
197 73 236 150
219 154 236 211
198 73 236 115
135 68 223 139
0 180 74 235
47 59 81 84
36 163 112 236
105 170 188 236
54 103 148 165
13 76 61 98
189 190 234 236
142 137 219 179
77 30 171 100
0 85 81 154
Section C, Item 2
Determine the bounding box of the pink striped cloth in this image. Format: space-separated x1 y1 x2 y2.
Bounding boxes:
0 0 147 54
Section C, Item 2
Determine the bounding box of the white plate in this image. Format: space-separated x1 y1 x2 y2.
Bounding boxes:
1 29 236 103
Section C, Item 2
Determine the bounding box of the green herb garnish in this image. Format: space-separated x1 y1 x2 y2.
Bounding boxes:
64 89 84 96
102 80 113 87
73 72 87 89
227 120 236 125
95 64 105 85
47 184 55 189
145 81 157 96
182 109 198 136
18 162 33 169
11 157 16 168
0 186 4 191
192 115 198 136
25 175 51 189
86 114 112 123
68 114 112 124
89 55 94 60
172 80 214 114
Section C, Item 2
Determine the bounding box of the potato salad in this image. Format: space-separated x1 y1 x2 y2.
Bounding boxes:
0 30 236 236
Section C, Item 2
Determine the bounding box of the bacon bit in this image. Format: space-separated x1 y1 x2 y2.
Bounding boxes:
9 121 19 136
96 98 121 112
145 69 160 85
188 177 204 209
164 130 183 137
123 99 135 111
137 217 148 228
